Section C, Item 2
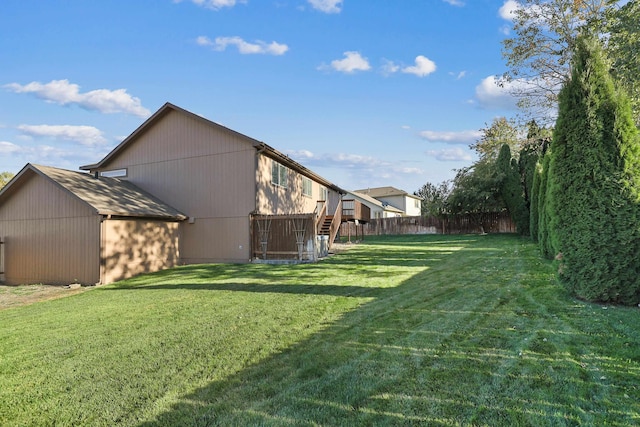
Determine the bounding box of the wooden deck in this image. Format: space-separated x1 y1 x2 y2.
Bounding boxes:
341 199 370 223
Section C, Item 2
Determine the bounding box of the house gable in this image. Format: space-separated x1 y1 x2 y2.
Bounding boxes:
0 166 96 221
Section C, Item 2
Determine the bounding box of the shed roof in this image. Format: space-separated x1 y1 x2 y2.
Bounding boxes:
80 102 346 194
0 164 187 220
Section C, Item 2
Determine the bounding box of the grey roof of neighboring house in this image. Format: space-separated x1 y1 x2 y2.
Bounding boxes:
354 186 422 200
0 164 187 220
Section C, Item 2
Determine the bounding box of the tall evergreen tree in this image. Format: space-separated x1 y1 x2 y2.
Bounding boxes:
546 35 640 304
497 144 529 235
530 159 541 243
520 122 551 240
537 150 555 259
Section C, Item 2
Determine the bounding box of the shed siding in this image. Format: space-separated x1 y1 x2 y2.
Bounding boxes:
0 174 100 285
95 109 256 263
102 219 180 284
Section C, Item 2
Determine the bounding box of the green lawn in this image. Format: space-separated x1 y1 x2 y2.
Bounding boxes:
1 234 639 426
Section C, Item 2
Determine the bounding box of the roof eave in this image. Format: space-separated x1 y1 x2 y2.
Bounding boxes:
255 142 346 195
98 212 187 221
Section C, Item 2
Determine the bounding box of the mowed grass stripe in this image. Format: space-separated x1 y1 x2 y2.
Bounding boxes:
1 234 639 426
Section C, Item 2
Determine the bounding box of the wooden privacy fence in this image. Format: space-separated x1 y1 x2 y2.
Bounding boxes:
251 214 326 262
340 212 516 237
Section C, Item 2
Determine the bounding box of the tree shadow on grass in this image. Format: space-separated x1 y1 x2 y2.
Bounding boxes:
104 282 387 298
135 235 640 426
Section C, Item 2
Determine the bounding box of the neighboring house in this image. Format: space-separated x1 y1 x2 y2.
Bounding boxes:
346 190 404 219
0 102 346 285
354 186 422 217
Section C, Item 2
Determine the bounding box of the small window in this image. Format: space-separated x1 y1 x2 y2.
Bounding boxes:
271 161 288 188
100 169 127 178
415 199 420 208
302 177 312 197
319 186 328 201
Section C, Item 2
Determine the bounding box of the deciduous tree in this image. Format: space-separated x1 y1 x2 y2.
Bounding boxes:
0 172 14 189
469 117 520 161
501 0 639 124
414 181 451 218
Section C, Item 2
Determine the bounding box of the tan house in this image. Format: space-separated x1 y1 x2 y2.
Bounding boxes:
346 190 404 219
354 186 422 217
0 102 347 285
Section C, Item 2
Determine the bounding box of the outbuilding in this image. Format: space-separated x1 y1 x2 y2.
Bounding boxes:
0 164 186 285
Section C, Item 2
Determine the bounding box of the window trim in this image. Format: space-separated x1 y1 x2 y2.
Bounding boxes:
271 160 288 188
100 168 128 178
302 176 313 197
319 186 328 201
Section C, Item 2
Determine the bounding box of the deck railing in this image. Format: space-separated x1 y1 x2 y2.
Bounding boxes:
327 200 342 250
315 200 327 236
342 199 371 223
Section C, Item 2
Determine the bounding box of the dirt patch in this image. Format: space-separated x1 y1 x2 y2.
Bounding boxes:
0 284 90 310
330 242 360 254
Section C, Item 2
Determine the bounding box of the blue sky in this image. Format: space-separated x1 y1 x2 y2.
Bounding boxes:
1 0 521 193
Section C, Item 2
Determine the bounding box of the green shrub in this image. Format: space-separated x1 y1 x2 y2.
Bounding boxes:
546 35 640 304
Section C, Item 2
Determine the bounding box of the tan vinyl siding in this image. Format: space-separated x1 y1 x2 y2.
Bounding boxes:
256 155 339 215
0 173 100 285
180 216 250 264
93 109 256 263
101 219 180 284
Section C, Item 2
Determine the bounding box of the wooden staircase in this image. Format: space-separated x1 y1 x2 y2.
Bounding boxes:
319 215 333 236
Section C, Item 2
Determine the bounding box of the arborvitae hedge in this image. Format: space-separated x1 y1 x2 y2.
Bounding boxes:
519 143 539 210
529 159 541 243
546 35 640 305
537 150 555 259
497 144 530 235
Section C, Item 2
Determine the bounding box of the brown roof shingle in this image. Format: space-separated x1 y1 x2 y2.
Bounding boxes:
1 164 186 220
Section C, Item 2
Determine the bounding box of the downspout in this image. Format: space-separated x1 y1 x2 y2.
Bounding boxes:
99 215 106 285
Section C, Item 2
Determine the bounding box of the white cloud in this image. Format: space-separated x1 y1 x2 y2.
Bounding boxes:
381 59 400 76
474 75 519 110
499 0 520 20
402 56 437 77
449 70 467 80
197 36 289 55
419 130 482 145
4 80 150 117
443 0 465 6
308 0 343 13
427 147 473 162
0 141 22 154
174 0 246 10
329 51 371 73
286 150 424 176
17 124 107 146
